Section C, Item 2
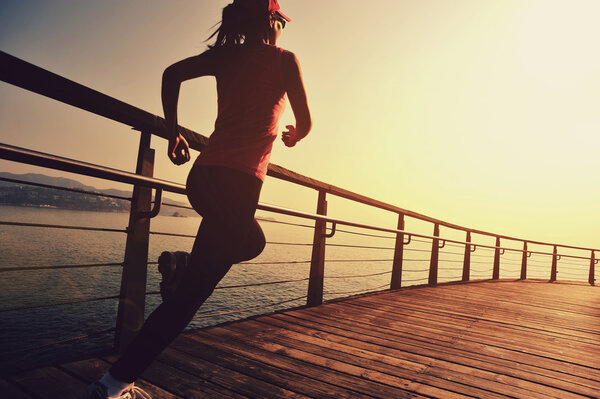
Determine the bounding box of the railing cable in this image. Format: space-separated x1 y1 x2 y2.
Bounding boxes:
146 276 309 296
216 278 309 290
325 270 392 279
0 262 123 273
557 260 589 266
325 283 389 296
256 217 314 230
192 295 306 319
471 268 493 273
266 241 314 246
438 266 464 271
334 228 396 240
149 231 195 238
324 259 392 263
160 201 194 210
400 277 429 283
0 221 126 233
439 250 465 256
241 260 311 265
404 248 435 254
470 259 495 265
326 243 395 250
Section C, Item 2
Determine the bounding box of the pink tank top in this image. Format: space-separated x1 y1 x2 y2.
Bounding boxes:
195 45 287 181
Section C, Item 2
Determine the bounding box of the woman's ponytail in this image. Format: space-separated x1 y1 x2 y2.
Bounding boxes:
207 2 270 48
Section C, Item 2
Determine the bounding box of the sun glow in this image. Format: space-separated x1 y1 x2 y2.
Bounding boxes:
516 0 600 90
1 0 599 247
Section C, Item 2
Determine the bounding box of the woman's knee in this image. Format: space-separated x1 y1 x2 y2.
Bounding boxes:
186 164 209 216
234 228 265 263
252 231 266 258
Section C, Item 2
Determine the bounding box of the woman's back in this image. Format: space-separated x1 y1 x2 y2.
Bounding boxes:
197 44 287 180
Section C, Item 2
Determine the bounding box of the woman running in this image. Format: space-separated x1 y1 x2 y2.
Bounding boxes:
81 0 311 397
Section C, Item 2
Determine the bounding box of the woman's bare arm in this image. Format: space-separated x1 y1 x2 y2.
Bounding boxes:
282 51 312 147
161 51 216 164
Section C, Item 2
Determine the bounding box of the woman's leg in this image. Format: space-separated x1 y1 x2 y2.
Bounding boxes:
230 219 266 263
108 218 233 382
187 165 265 265
109 165 264 382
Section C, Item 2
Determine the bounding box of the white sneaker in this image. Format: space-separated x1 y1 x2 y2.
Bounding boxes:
79 381 152 399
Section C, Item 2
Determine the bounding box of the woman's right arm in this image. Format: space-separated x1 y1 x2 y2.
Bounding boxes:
162 51 217 164
282 51 312 147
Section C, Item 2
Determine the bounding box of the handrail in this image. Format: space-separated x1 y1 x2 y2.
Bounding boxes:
1 142 597 263
2 50 597 253
0 143 187 194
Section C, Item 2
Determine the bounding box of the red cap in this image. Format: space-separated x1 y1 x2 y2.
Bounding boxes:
234 0 291 22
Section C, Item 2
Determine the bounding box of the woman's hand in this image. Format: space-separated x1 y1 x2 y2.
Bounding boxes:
281 125 300 147
168 133 191 165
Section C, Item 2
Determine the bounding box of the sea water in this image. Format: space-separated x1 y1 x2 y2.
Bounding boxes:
1 204 574 373
0 205 415 373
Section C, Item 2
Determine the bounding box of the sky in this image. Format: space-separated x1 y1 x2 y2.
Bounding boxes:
1 0 599 250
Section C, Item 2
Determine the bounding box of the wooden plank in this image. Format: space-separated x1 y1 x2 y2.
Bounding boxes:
63 356 220 399
58 358 107 383
405 295 600 349
189 328 420 398
170 332 372 399
437 281 599 305
245 317 561 399
298 296 600 387
402 293 600 340
288 303 600 394
212 322 495 398
368 292 600 348
357 295 600 367
403 285 600 325
8 367 88 399
137 357 242 399
153 347 306 399
348 295 600 366
3 281 599 398
65 357 182 399
0 378 33 399
270 311 598 397
403 285 600 322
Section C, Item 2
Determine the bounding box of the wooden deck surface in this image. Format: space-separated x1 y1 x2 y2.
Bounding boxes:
2 279 599 398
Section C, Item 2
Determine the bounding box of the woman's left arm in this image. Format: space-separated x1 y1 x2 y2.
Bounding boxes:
162 51 217 165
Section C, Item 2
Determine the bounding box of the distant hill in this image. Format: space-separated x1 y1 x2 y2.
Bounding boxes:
0 172 196 216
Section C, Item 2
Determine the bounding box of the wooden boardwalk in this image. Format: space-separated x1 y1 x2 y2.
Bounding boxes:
2 280 599 398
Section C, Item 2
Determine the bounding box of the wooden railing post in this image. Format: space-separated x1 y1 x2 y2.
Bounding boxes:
462 231 472 281
492 236 501 280
114 131 154 352
589 251 596 286
550 245 558 282
520 241 528 280
390 213 405 290
428 223 440 287
307 190 327 306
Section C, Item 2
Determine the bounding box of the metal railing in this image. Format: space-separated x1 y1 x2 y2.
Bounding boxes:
0 50 598 364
